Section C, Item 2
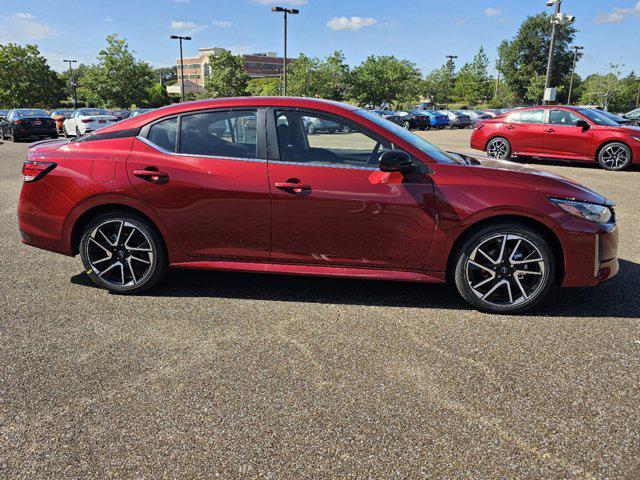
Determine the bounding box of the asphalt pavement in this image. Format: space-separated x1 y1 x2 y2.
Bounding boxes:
0 130 638 479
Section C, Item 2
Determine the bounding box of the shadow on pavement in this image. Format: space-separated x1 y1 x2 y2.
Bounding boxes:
71 259 640 318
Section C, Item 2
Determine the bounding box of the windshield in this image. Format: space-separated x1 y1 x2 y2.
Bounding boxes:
355 109 462 164
81 109 110 116
577 109 619 126
15 109 48 117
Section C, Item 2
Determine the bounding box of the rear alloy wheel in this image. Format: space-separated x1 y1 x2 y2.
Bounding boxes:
486 137 511 159
80 213 167 294
454 225 555 313
598 142 632 171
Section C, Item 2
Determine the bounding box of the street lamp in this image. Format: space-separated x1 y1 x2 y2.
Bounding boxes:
445 55 458 106
566 45 583 105
272 6 300 96
170 35 192 102
543 0 575 104
63 59 78 109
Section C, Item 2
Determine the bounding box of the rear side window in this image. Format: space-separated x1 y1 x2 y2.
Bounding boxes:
508 109 544 124
147 117 178 152
179 110 257 159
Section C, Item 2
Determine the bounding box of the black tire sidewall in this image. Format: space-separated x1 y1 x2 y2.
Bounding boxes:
79 212 168 294
454 224 555 314
598 142 632 171
487 137 511 159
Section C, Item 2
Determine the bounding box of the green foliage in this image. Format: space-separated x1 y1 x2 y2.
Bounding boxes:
286 51 350 100
146 82 170 107
81 34 154 108
349 55 421 108
452 47 493 106
247 77 280 96
578 64 637 111
0 43 66 108
204 50 250 98
497 13 578 102
153 66 177 85
423 57 457 106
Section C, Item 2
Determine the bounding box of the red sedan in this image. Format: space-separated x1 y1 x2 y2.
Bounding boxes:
18 98 619 313
470 105 640 170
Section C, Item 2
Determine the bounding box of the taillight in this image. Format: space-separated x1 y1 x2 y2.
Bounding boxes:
22 161 56 182
14 120 23 125
81 119 92 123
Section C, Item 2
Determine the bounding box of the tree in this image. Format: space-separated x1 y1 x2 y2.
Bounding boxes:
452 47 492 105
146 82 170 107
349 55 422 108
204 50 250 98
579 64 625 111
58 63 91 107
497 12 579 102
423 57 456 106
153 66 177 86
247 77 280 96
0 43 66 108
81 34 155 108
286 50 350 100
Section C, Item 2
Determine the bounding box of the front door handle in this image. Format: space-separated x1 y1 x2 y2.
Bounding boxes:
133 168 169 183
546 128 556 133
275 179 311 194
506 124 515 129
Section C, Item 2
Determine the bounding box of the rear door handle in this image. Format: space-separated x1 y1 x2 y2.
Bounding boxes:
275 180 311 194
506 124 515 129
133 168 169 183
546 128 555 133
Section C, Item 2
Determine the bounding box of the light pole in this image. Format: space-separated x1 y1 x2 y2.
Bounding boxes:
445 55 458 106
63 59 78 109
566 45 583 105
494 56 502 100
543 0 575 104
170 35 191 102
272 6 300 96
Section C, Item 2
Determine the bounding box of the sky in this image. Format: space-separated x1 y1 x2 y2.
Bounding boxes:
1 0 639 77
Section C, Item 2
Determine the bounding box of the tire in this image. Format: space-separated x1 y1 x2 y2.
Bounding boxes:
486 137 511 159
454 223 555 313
10 129 18 142
402 121 411 130
50 133 59 140
445 124 453 129
76 126 82 137
597 142 632 171
306 124 316 135
437 126 444 130
79 211 168 294
63 125 70 138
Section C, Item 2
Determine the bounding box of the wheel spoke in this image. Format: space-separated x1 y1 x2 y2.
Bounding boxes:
468 259 494 275
98 228 115 247
130 255 150 264
514 275 528 300
482 279 507 300
98 261 120 277
127 257 138 284
88 236 111 255
496 235 507 262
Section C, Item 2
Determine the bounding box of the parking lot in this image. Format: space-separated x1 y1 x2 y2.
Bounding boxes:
1 129 639 478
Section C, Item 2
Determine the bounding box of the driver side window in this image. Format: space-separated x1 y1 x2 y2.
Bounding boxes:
274 110 390 168
548 109 581 126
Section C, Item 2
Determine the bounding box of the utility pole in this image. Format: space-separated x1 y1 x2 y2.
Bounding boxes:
544 0 562 99
445 55 458 106
170 35 192 102
566 45 583 105
63 59 78 109
272 6 300 96
494 57 501 99
636 82 640 108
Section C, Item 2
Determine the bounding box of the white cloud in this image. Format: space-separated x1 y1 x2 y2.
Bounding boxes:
595 1 640 24
454 19 466 25
0 12 56 42
252 0 307 5
212 20 236 28
484 7 502 17
170 20 207 34
326 16 377 31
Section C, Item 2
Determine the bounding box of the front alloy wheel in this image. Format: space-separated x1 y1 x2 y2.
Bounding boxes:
598 142 632 171
486 137 511 159
80 213 167 293
454 225 554 313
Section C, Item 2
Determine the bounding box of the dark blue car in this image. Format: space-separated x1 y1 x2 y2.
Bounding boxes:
412 109 450 129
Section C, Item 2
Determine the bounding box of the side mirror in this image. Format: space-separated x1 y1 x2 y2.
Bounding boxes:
379 149 412 173
575 119 590 129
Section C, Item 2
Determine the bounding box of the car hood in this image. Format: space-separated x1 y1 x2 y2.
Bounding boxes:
600 124 640 134
466 156 608 205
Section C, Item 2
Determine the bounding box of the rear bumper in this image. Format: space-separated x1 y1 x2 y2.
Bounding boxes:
14 126 57 138
555 218 619 287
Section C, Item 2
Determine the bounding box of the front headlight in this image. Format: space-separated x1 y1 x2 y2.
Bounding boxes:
548 197 612 223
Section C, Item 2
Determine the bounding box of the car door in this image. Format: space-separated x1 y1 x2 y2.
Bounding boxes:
127 108 271 261
502 109 544 152
267 108 435 271
542 108 593 158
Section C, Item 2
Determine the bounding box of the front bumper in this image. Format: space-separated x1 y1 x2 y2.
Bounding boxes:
555 217 619 287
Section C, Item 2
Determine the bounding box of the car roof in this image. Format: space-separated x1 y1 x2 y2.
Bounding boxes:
98 97 361 134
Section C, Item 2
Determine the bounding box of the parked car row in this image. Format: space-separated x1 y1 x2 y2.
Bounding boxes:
370 108 498 131
0 107 155 141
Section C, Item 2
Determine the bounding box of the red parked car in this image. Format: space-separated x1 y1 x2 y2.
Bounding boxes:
18 98 619 313
471 105 640 171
